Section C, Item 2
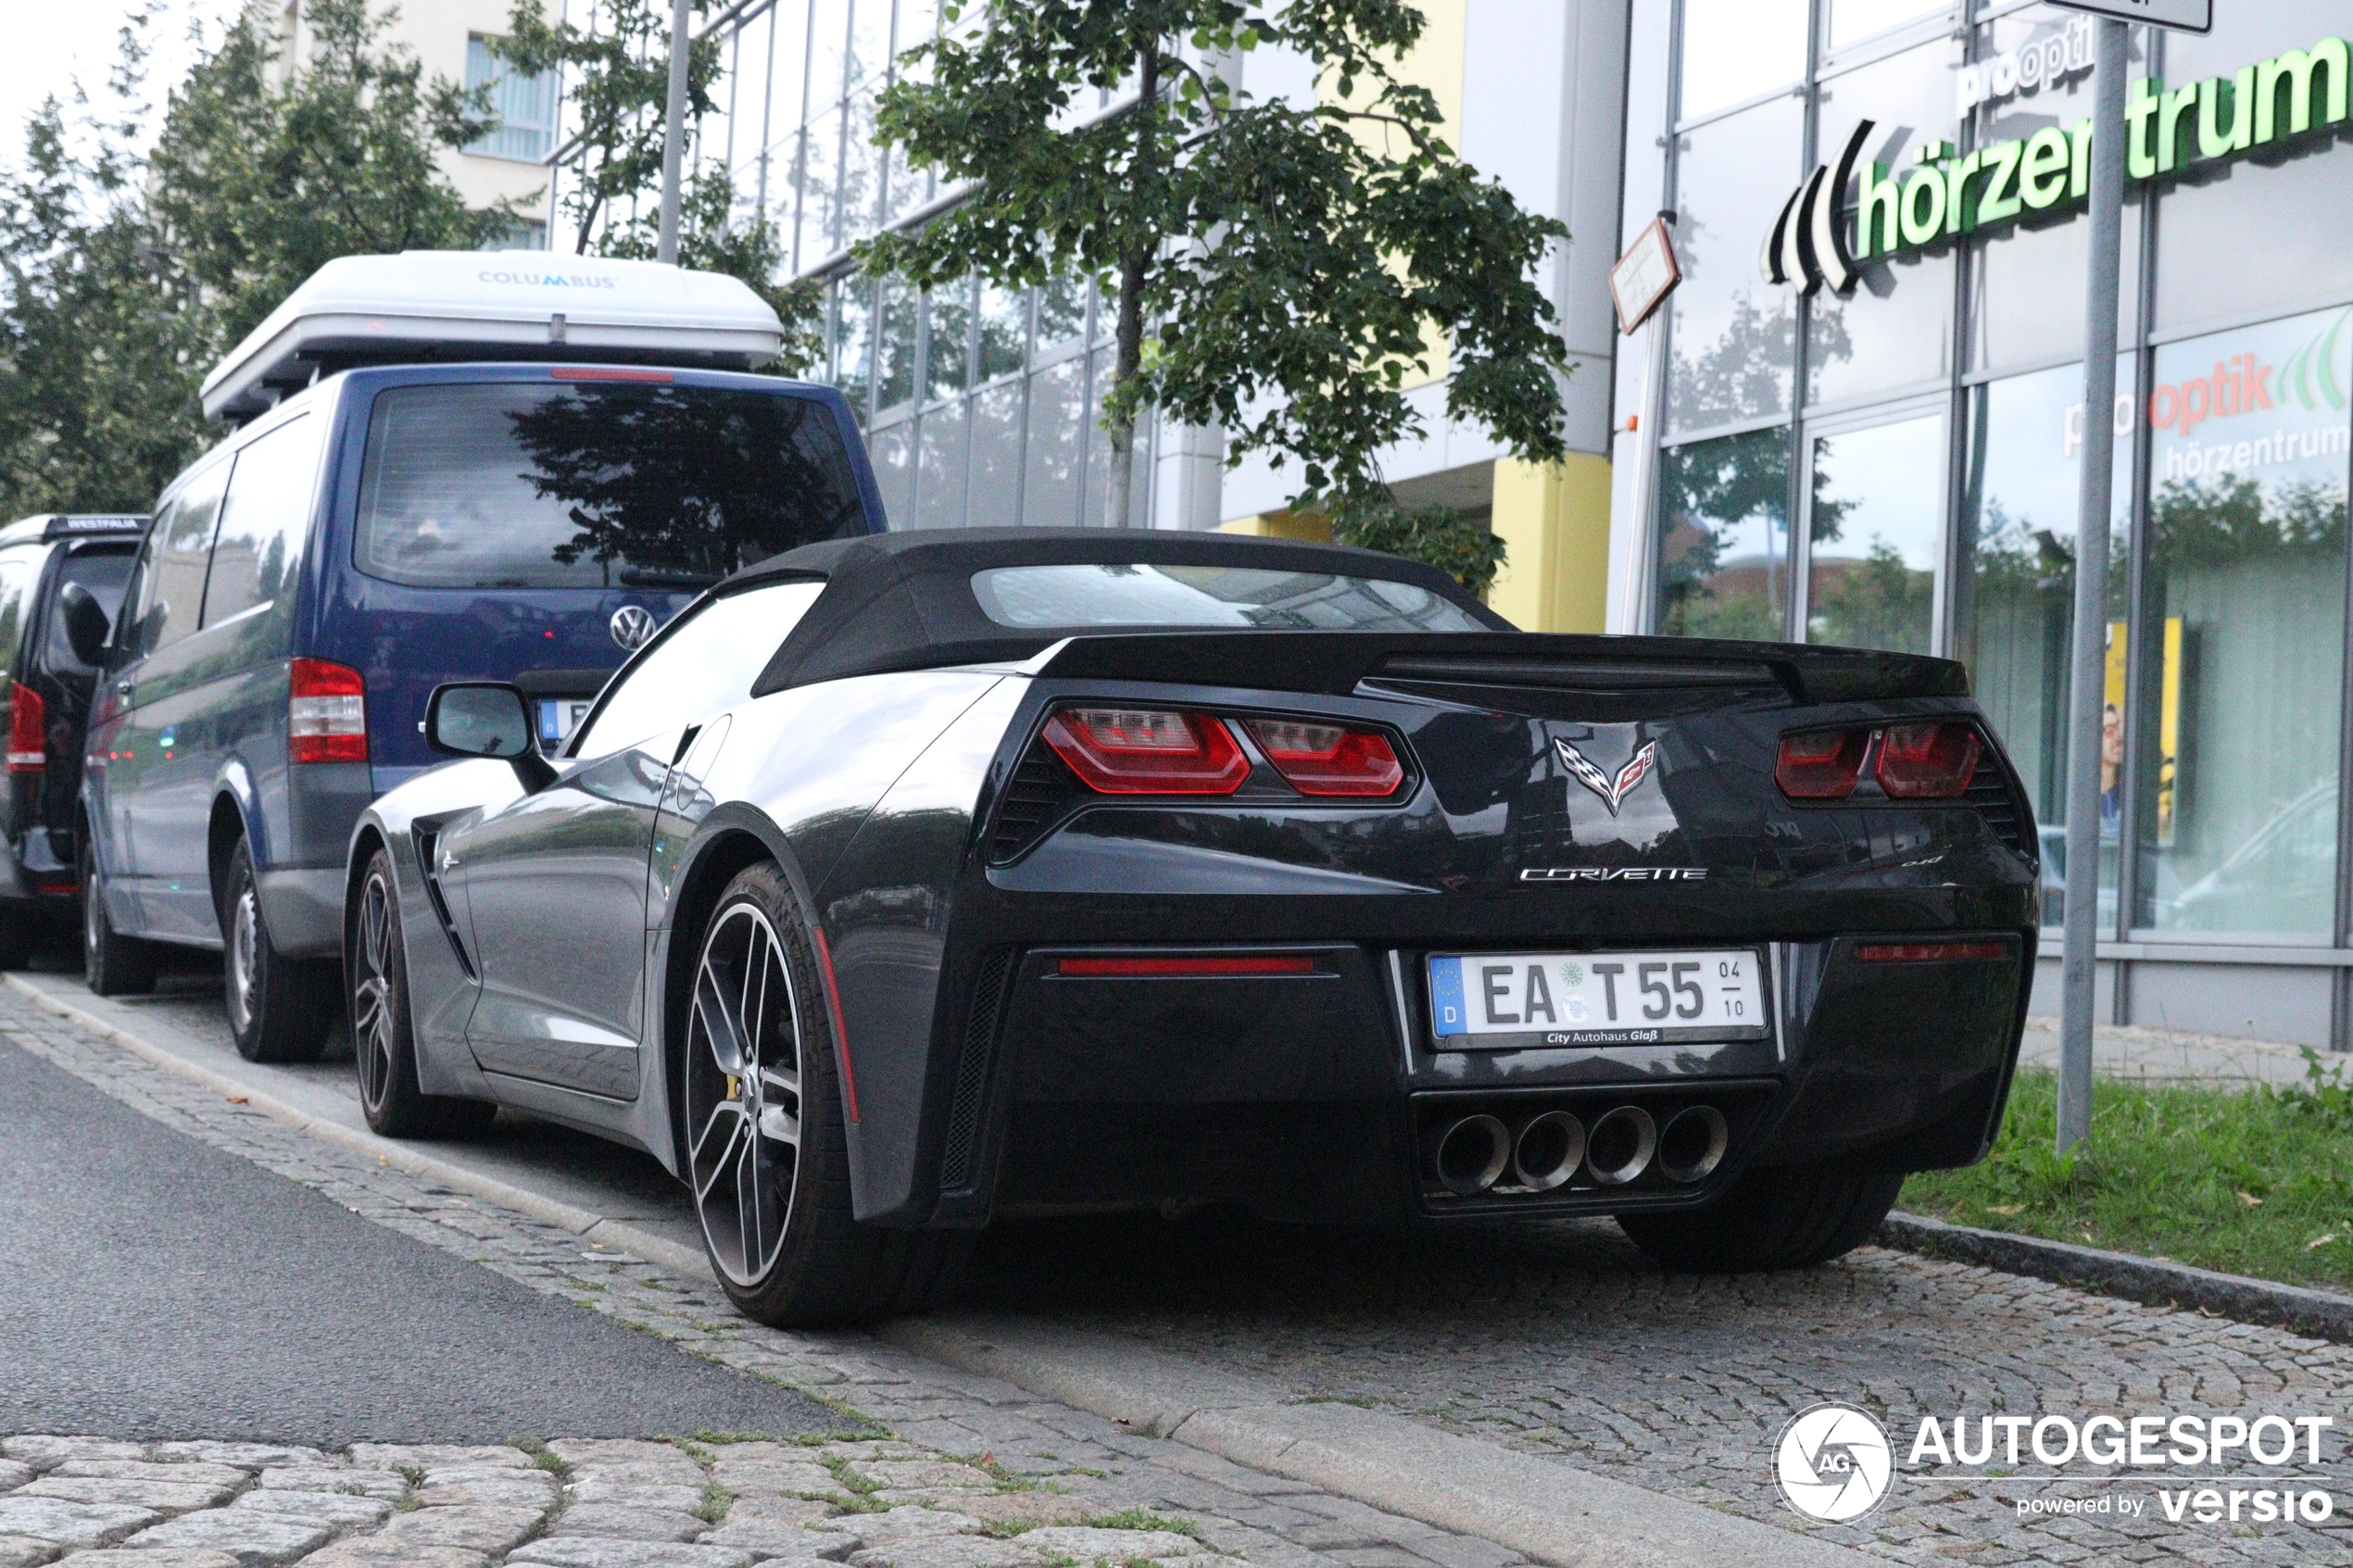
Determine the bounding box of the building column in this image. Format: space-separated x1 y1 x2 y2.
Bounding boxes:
1152 416 1225 531
1485 454 1613 633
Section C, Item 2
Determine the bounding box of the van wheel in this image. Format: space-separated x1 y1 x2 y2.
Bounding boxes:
0 905 36 971
80 837 156 997
681 862 969 1328
349 848 496 1138
1616 1163 1903 1273
222 836 334 1063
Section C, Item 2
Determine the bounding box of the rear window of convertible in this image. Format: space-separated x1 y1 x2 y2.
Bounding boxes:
969 563 1486 633
354 382 866 590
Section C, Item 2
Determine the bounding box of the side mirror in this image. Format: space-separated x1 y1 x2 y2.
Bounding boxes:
424 682 556 792
58 583 112 667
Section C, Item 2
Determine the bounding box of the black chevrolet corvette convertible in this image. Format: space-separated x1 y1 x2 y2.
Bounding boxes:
346 529 2036 1325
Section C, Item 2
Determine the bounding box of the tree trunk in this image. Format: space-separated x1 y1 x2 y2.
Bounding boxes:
1106 43 1159 530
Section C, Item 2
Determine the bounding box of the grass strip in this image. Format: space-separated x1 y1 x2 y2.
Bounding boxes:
1902 1060 2353 1293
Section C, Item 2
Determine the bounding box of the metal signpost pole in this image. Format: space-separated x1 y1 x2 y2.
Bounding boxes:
657 0 694 264
2049 0 2208 1155
2056 18 2127 1155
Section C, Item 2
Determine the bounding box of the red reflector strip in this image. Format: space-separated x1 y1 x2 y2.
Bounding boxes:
551 365 674 383
813 926 858 1123
34 882 75 896
1855 940 2009 963
1058 956 1319 978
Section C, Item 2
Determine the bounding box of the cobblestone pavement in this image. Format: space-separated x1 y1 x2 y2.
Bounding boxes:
2015 1017 2329 1087
13 972 2353 1568
0 989 1533 1568
964 1210 2353 1568
0 1432 1277 1568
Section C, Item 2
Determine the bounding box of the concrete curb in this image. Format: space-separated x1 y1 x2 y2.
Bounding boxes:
1879 1210 2353 1343
2 973 1894 1565
2 972 716 1283
880 1314 1887 1568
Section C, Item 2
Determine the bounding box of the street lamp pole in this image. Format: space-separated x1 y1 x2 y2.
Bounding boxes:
2057 16 2130 1157
657 0 693 264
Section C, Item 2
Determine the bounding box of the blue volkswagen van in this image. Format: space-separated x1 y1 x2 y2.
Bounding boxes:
78 253 884 1060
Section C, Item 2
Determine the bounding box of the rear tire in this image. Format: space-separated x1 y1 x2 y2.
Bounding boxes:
1616 1163 1903 1273
80 836 156 997
349 849 496 1139
0 904 36 971
680 861 968 1328
221 836 334 1063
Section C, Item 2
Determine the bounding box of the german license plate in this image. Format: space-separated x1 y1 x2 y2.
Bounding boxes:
1428 948 1769 1048
537 697 595 750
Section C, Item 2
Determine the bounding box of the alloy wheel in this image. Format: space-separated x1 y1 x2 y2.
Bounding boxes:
684 901 803 1287
352 869 396 1113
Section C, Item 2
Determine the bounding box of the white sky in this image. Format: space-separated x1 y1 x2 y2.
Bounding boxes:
0 0 245 169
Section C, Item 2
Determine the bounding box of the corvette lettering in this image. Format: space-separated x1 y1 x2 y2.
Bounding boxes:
1520 867 1708 883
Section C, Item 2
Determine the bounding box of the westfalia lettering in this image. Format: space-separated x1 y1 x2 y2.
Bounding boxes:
1857 35 2350 260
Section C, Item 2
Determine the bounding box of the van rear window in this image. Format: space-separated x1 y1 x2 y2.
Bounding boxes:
353 382 867 589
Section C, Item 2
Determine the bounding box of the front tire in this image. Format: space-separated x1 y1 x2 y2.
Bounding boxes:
80 835 156 997
221 836 335 1063
682 862 966 1328
1616 1163 1903 1273
350 849 496 1139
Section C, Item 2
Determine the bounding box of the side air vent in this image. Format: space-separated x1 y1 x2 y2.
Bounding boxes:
938 947 1015 1191
987 746 1086 863
1965 758 2033 861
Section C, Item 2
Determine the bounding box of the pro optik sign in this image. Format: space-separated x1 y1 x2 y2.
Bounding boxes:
1763 29 2349 293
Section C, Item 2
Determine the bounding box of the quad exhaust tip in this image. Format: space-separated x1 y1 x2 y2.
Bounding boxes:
1585 1106 1658 1187
1658 1104 1730 1185
1436 1114 1511 1196
1512 1110 1584 1192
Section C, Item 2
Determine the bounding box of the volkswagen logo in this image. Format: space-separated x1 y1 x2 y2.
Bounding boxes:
610 604 659 653
1776 1402 1894 1522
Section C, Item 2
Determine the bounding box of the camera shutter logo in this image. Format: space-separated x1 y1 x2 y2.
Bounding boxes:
1776 1403 1894 1522
610 604 659 652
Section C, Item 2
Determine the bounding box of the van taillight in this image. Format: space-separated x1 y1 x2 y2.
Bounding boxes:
289 659 368 765
6 683 44 773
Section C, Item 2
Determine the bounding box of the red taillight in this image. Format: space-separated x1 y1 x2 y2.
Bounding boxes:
1042 708 1249 795
1775 728 1870 799
6 683 44 773
1855 940 2009 962
289 659 368 765
1058 955 1319 977
1244 719 1404 797
1874 721 1982 799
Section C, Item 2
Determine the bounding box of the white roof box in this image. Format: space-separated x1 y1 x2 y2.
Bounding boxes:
201 250 787 421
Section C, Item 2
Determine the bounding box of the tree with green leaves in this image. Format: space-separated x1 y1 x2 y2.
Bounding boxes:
149 0 512 350
0 10 210 516
492 0 823 369
864 0 1572 529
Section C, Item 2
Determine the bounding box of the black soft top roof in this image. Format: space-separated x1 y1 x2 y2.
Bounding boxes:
736 527 1512 694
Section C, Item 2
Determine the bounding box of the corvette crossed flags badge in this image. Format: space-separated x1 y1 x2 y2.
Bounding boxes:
1554 738 1657 817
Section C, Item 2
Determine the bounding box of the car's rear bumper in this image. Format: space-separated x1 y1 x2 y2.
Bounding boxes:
925 931 2031 1228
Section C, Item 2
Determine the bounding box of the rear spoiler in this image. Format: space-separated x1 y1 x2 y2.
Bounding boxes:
1031 633 1969 707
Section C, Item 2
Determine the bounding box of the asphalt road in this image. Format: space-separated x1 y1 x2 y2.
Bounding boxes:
0 1027 836 1445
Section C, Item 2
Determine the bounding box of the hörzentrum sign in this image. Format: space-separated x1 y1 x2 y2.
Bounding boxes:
1764 32 2350 294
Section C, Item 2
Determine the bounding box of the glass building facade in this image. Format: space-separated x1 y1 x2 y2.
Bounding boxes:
1625 0 2353 1045
696 0 1151 530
